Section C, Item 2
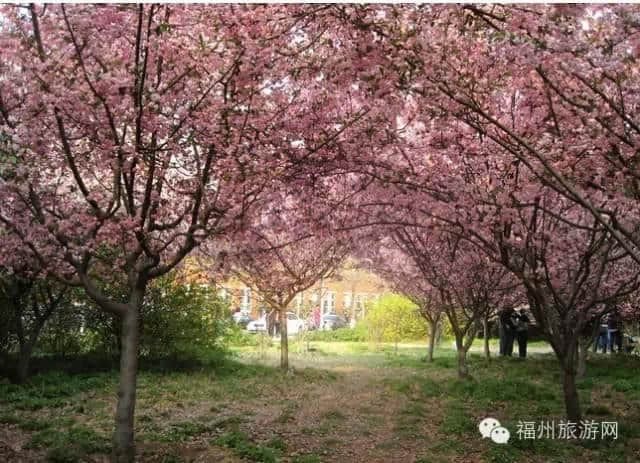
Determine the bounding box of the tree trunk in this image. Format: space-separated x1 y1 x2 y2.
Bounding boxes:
576 342 587 379
483 315 490 360
563 367 582 423
14 314 49 384
455 336 469 379
426 321 436 362
457 348 469 379
279 307 288 371
112 308 140 463
15 341 35 384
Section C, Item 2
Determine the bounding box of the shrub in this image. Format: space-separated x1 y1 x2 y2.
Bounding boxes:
361 294 427 345
37 296 89 358
223 324 260 347
308 327 366 342
77 272 230 359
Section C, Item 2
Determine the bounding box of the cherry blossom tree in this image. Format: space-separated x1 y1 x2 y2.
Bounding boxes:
0 230 71 383
0 5 388 461
383 4 640 263
372 126 637 420
360 235 442 362
390 227 516 378
221 192 352 371
378 132 640 420
0 272 69 383
2 2 638 450
483 191 639 422
326 5 640 420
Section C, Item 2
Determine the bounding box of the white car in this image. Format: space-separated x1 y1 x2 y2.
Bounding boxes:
320 314 346 331
286 311 305 336
246 317 267 334
246 311 305 336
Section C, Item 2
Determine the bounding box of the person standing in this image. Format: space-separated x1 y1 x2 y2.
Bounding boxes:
608 310 623 353
499 307 516 356
514 310 530 358
594 316 609 353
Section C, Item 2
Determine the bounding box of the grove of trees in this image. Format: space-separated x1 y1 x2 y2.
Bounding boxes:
2 4 640 462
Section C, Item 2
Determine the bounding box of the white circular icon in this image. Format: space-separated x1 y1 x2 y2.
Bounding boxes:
478 417 501 438
490 426 511 444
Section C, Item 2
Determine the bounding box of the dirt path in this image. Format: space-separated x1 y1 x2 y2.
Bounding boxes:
221 352 443 463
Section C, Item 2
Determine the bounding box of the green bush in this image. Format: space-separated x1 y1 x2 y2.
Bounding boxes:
308 327 366 342
223 324 260 347
75 272 230 359
361 294 427 345
305 294 428 345
139 277 229 358
37 296 89 358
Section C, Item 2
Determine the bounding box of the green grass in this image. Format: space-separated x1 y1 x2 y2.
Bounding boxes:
322 409 346 422
26 425 110 454
292 454 322 463
153 421 212 442
213 431 280 463
439 402 476 436
0 371 113 412
2 342 640 462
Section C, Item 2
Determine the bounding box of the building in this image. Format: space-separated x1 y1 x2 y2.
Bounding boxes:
218 262 387 322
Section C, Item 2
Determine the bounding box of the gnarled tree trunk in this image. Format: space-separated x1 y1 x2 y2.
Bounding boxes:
483 314 490 360
558 341 582 424
112 305 141 463
563 368 582 423
426 320 437 362
576 341 588 379
279 306 288 370
16 340 36 384
455 335 470 379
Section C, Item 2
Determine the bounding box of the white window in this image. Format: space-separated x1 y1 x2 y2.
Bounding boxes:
241 287 251 313
344 292 352 309
322 291 336 314
310 290 319 304
295 292 304 310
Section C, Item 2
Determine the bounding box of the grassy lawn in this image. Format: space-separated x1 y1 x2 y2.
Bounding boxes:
1 341 639 462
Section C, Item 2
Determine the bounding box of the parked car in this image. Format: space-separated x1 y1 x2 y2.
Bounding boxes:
247 311 306 336
246 316 267 334
320 314 347 331
232 311 252 328
286 311 306 336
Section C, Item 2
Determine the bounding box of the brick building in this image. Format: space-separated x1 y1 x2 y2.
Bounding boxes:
218 262 387 322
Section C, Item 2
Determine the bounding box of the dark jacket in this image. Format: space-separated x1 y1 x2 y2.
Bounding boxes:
608 312 621 331
500 309 516 331
514 312 530 332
